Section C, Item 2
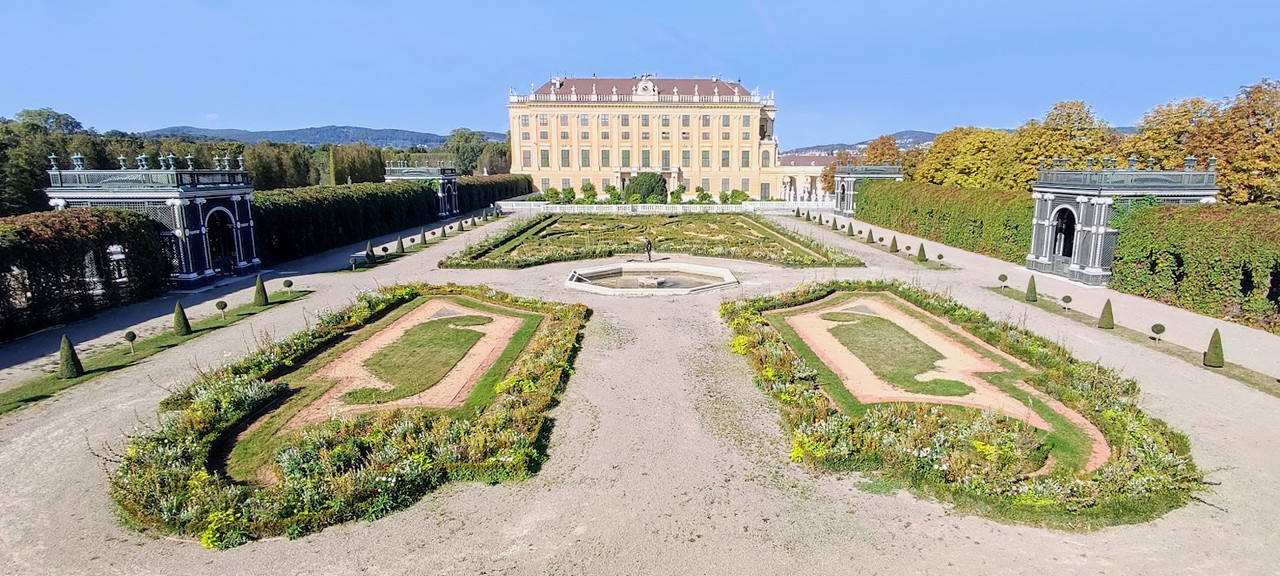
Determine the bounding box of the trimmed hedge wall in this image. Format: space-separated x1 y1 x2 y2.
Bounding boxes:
855 180 1033 263
253 175 532 263
1112 204 1280 333
0 208 169 340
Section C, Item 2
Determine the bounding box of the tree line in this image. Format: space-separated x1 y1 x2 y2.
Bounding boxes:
819 79 1280 205
0 110 510 217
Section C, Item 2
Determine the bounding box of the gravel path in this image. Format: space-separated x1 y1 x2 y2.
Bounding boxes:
1 211 1278 575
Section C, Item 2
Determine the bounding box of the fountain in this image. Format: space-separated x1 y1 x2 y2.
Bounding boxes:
565 262 738 295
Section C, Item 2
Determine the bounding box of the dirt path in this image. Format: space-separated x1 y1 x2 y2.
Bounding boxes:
287 299 522 429
1 214 1279 574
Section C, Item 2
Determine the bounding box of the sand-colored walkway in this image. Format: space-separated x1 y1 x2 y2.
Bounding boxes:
286 298 523 429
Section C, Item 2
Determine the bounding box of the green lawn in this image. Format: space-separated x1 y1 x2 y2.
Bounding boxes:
441 213 862 268
224 295 543 483
765 291 1090 474
827 315 974 396
985 286 1280 400
344 315 491 404
0 290 309 416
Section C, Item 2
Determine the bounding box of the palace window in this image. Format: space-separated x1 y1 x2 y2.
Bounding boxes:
681 150 690 168
641 114 650 127
560 131 569 140
681 131 690 140
521 132 530 141
641 150 651 168
661 115 670 127
581 149 591 168
721 115 730 127
700 178 710 191
602 177 611 188
742 115 751 128
642 131 650 140
559 114 568 126
540 149 550 168
681 115 690 127
761 182 770 199
539 130 549 139
522 150 531 168
541 178 550 190
520 115 530 127
538 114 548 126
661 131 669 140
701 115 710 127
721 150 730 168
560 149 570 167
741 178 750 192
661 150 670 169
721 131 730 140
621 150 631 167
601 131 610 140
721 178 730 192
581 131 590 139
702 131 710 140
580 114 589 126
622 131 631 140
562 178 570 188
601 149 611 167
762 150 771 167
701 150 711 168
601 115 610 126
582 178 591 187
742 131 750 140
741 150 750 168
621 114 630 126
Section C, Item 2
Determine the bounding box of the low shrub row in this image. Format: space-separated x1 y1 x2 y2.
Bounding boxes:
0 208 169 341
1112 204 1280 334
721 280 1201 528
109 283 587 548
855 180 1033 263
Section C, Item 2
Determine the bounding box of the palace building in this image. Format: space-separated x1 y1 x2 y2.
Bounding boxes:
508 75 782 200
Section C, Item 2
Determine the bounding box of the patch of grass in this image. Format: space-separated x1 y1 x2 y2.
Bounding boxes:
344 315 492 404
828 315 975 397
858 475 903 495
224 295 543 483
0 290 309 416
818 311 862 322
985 286 1280 399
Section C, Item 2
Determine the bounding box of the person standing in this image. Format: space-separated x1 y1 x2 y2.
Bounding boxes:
644 237 653 262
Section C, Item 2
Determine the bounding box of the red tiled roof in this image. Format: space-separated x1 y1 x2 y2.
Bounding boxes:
533 76 751 98
776 155 838 167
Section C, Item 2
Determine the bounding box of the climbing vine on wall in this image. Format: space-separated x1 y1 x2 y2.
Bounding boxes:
855 180 1034 263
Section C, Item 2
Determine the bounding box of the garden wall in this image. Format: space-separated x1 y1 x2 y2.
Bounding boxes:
0 208 169 341
855 180 1033 263
1111 204 1280 333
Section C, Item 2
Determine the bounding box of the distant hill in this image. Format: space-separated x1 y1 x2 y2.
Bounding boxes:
786 127 1139 155
140 125 506 148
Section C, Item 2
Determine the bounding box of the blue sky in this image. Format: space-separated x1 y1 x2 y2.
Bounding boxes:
1 0 1275 148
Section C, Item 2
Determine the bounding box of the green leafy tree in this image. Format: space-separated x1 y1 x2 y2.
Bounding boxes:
625 172 666 203
542 187 560 203
670 184 686 204
581 182 598 203
1098 299 1115 329
728 190 750 204
173 302 192 336
561 187 576 204
994 101 1120 191
1121 97 1221 171
718 191 731 204
58 334 84 379
1203 328 1224 367
15 108 84 134
913 127 1013 189
476 140 511 175
694 186 711 204
442 129 490 175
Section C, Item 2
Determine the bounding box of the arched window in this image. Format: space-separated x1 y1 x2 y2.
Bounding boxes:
761 150 771 168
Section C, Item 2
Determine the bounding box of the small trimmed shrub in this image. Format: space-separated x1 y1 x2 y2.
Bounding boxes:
173 302 192 336
889 237 899 253
253 275 269 307
1152 323 1166 343
420 228 428 244
215 300 228 319
381 246 390 255
282 279 294 289
364 241 376 264
58 334 84 379
917 244 928 262
1061 295 1073 310
123 330 137 354
1098 299 1115 329
349 257 358 271
1025 276 1038 302
831 218 838 230
394 237 405 254
998 273 1008 289
795 208 801 217
1203 329 1224 368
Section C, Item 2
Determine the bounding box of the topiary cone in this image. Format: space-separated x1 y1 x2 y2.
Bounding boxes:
847 224 855 236
252 275 269 306
865 228 876 244
173 302 192 336
365 241 376 263
420 228 428 244
831 218 838 230
1025 276 1038 302
58 334 84 379
917 244 928 262
1098 299 1115 329
394 237 405 254
889 236 899 253
1203 329 1225 368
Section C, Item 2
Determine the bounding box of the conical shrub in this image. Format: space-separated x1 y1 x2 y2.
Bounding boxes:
364 241 376 264
1203 329 1224 368
865 228 876 244
173 302 192 336
58 334 84 379
889 237 899 253
1025 276 1038 302
394 237 405 254
917 244 928 262
831 218 838 230
420 228 428 244
794 208 801 217
1098 299 1115 329
252 275 269 306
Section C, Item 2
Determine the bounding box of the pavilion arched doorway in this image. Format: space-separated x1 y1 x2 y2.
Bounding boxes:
1051 207 1076 272
206 209 237 275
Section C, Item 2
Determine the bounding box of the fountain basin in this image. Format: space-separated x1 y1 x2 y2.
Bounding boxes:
565 262 738 295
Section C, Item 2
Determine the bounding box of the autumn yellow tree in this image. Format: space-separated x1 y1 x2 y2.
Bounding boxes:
1121 97 1222 170
1200 80 1280 204
863 134 902 166
993 101 1119 190
818 150 861 194
912 127 1012 189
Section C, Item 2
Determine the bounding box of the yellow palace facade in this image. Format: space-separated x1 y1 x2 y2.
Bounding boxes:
507 75 784 200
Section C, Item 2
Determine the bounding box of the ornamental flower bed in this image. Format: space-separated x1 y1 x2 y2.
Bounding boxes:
721 280 1202 528
109 283 587 549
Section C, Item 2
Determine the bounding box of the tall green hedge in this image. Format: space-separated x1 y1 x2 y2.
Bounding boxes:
0 208 169 340
1112 204 1280 333
855 180 1034 263
252 175 531 263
